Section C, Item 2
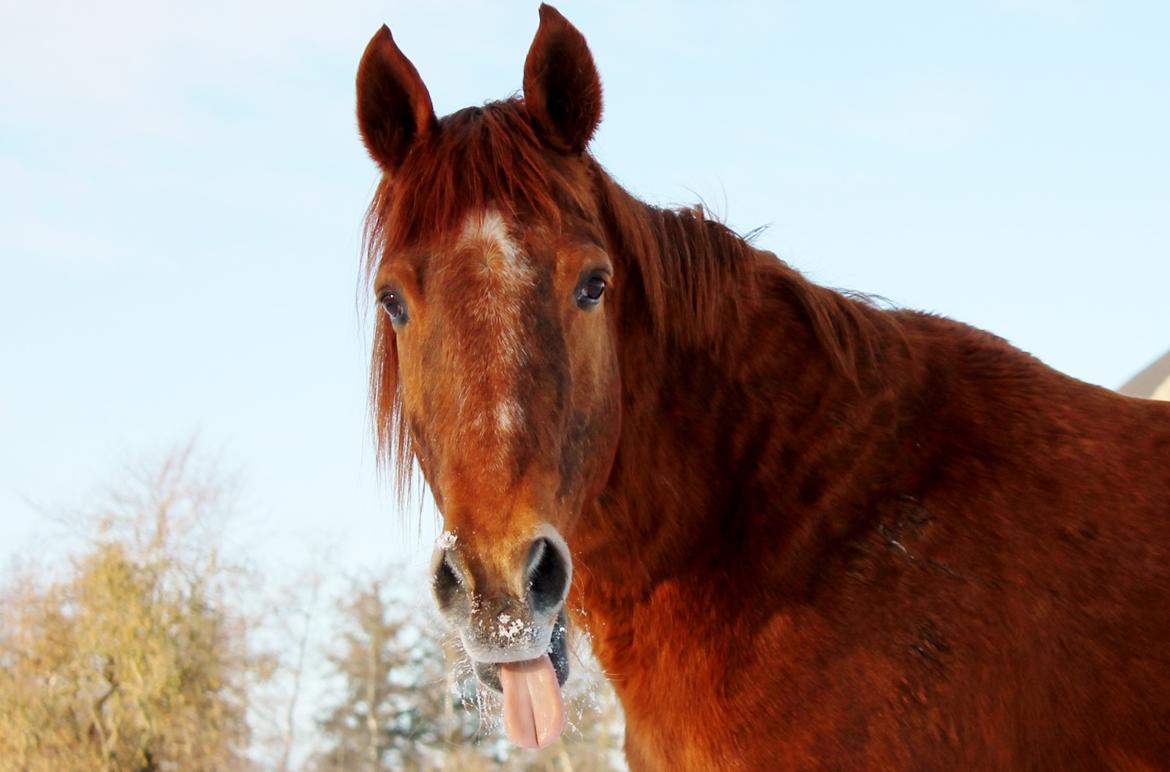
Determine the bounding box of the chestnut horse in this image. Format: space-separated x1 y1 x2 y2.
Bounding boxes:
355 6 1170 769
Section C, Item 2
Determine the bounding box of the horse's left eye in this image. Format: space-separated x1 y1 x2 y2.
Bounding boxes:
379 290 408 324
576 275 607 308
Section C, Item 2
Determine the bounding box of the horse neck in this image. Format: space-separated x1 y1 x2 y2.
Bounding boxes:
572 182 912 611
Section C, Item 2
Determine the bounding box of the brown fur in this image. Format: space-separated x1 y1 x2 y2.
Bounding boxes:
356 6 1170 769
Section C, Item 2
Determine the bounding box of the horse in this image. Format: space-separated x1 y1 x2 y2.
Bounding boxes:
354 5 1170 769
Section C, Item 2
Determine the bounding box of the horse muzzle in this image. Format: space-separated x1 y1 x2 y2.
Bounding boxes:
431 526 573 748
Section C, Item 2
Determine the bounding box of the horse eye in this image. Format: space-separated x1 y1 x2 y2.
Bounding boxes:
379 290 408 324
575 274 607 309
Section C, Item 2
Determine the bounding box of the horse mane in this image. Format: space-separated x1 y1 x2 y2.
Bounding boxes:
362 98 898 498
589 173 898 377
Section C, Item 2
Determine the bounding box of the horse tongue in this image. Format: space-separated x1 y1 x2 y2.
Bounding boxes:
498 654 566 749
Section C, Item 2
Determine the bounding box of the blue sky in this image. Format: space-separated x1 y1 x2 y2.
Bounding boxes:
2 0 1168 580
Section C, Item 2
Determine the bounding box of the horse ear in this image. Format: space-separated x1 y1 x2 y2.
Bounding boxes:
356 25 436 174
523 4 603 154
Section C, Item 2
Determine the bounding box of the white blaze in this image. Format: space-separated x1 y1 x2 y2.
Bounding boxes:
454 210 533 460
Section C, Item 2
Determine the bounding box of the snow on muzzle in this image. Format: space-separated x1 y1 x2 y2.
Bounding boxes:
474 610 570 748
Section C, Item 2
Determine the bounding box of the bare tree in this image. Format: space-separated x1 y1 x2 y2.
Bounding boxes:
0 445 270 771
311 574 470 771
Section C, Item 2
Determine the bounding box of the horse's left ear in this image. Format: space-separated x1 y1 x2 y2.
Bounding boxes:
523 4 603 154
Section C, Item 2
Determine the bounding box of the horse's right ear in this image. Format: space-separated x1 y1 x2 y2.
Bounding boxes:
356 25 436 174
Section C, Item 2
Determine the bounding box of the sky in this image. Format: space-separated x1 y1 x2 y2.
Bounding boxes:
2 0 1169 584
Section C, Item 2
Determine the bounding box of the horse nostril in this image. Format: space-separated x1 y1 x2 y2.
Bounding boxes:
526 537 570 615
433 552 463 611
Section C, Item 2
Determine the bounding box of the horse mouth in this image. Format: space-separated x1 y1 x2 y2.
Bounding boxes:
470 610 570 749
472 610 570 692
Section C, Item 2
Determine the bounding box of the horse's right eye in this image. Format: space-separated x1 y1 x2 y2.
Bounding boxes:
379 290 409 324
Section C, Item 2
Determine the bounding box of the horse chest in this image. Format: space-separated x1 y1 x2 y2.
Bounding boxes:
585 580 886 769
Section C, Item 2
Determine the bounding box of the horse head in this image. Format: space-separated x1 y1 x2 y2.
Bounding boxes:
356 5 619 748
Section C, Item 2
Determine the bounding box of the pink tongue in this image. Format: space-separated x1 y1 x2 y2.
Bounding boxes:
498 654 566 749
